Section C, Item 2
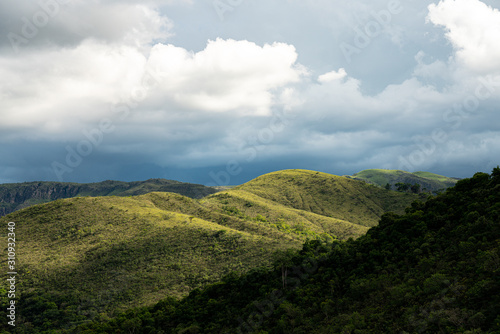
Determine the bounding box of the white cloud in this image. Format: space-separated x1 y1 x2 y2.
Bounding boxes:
147 38 306 115
0 37 306 142
427 0 500 73
0 40 147 134
318 68 347 83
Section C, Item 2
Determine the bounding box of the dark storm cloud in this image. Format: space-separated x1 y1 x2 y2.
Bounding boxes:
1 0 499 185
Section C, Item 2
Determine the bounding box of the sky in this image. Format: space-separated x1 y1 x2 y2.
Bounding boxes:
1 0 499 186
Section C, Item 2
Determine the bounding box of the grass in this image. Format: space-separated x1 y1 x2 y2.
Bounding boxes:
0 169 422 327
412 171 459 182
202 189 369 240
350 169 458 191
1 194 302 318
229 169 418 227
350 169 405 186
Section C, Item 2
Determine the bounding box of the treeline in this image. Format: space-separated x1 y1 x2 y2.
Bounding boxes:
4 168 500 333
386 182 445 195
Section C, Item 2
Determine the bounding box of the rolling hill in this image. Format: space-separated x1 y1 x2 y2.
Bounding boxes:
1 193 301 318
0 169 421 332
76 168 500 333
347 169 459 193
206 169 419 228
0 179 218 217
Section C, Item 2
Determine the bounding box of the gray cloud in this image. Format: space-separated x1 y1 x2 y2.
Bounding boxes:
0 0 174 54
0 0 499 185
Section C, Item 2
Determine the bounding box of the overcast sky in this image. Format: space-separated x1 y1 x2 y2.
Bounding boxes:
1 0 499 185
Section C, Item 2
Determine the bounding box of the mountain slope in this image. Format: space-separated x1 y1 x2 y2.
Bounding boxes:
0 193 304 324
76 168 500 333
0 179 217 217
202 189 368 240
0 169 422 332
348 168 459 192
228 169 419 227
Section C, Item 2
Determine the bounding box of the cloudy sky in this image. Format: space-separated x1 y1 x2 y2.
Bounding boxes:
1 0 499 186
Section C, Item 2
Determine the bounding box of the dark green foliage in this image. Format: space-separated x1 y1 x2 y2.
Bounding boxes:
411 183 421 194
395 182 411 192
395 182 423 194
67 169 500 333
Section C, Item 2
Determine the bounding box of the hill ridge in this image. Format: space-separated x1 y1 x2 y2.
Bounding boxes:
0 178 217 217
347 168 459 193
233 169 419 227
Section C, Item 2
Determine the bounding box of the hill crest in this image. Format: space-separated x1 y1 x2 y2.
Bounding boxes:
231 169 419 227
347 168 459 193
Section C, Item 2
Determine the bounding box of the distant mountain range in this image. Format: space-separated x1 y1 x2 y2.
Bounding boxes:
0 179 217 217
0 169 459 217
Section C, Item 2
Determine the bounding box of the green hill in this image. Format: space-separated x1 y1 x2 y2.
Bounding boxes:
348 169 459 193
229 169 418 227
0 169 420 332
75 168 500 333
0 193 302 326
0 179 217 217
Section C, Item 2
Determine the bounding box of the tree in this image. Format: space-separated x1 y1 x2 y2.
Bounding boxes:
395 183 410 192
492 166 500 180
385 183 391 190
410 183 421 194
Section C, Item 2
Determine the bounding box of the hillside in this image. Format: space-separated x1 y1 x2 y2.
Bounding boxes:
0 179 217 217
0 169 420 332
75 168 500 333
348 169 459 193
226 169 419 227
0 193 304 327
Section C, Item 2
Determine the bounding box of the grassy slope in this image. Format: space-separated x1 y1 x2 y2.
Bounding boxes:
0 169 420 328
1 194 303 316
350 169 458 191
412 170 459 182
202 190 368 240
226 169 418 227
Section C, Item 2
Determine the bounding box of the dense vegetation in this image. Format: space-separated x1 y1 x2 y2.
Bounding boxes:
348 169 459 194
0 170 422 332
0 179 217 217
64 168 500 333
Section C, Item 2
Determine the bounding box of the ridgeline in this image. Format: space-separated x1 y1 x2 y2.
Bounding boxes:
0 179 217 217
347 169 459 193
